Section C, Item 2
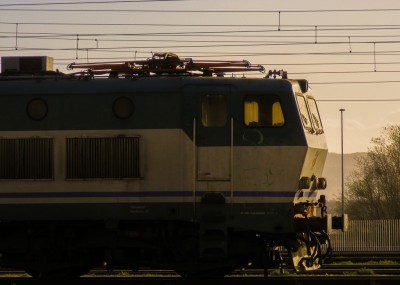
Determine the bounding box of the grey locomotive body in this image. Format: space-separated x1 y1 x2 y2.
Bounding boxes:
0 55 339 278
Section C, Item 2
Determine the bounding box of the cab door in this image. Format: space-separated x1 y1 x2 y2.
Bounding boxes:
182 85 232 181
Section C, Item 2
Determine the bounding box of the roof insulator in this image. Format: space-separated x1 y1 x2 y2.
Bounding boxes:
266 69 287 79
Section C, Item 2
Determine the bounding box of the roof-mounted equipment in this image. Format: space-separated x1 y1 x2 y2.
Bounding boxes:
1 56 54 75
67 52 265 77
266 69 288 79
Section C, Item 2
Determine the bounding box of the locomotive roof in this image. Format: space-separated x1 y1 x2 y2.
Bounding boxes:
0 52 287 80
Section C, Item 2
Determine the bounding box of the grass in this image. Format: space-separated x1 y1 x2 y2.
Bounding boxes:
332 259 398 265
269 269 291 276
343 267 375 275
0 273 31 278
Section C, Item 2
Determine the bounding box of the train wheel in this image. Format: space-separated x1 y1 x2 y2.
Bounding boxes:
290 232 321 272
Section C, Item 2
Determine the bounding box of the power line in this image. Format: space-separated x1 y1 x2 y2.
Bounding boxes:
5 45 400 62
317 99 400 101
0 0 183 6
2 8 400 13
4 21 400 28
5 29 400 40
6 33 400 47
5 45 400 65
292 70 400 75
311 80 400 85
1 39 399 50
0 47 385 57
5 40 400 50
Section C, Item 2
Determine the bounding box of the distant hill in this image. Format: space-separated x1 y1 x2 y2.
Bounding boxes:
321 152 366 201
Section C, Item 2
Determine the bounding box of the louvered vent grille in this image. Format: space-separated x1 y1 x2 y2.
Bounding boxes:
66 136 141 179
0 137 54 179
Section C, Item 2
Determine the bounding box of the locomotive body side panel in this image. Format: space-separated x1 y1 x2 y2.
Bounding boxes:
0 72 330 276
0 77 314 228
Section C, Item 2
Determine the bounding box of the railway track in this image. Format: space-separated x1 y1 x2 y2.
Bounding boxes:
0 276 400 285
1 265 400 277
326 251 400 263
234 264 400 276
0 252 399 284
1 265 400 278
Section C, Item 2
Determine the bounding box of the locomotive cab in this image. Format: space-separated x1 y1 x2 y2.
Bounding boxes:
181 76 331 273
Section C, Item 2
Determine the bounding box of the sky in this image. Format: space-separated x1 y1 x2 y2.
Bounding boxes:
1 0 400 153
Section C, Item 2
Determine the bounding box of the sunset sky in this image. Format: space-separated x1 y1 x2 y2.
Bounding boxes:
2 0 400 153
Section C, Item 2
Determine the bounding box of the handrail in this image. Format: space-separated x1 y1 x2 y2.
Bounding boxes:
192 117 196 219
230 117 234 210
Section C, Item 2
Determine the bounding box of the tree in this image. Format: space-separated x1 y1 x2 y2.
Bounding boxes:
344 125 400 219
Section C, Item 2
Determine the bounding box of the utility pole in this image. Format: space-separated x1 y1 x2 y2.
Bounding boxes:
340 108 345 217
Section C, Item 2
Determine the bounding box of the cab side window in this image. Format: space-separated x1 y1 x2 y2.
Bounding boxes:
244 94 284 127
201 94 227 127
296 95 313 131
307 96 324 134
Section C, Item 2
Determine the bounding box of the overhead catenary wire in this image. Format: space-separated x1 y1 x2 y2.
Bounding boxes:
0 0 184 6
4 44 400 60
3 7 400 12
6 34 400 47
317 99 400 101
5 21 400 28
3 5 400 87
6 25 400 34
311 80 400 84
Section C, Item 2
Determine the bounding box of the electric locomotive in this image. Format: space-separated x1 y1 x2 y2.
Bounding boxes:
0 53 345 278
